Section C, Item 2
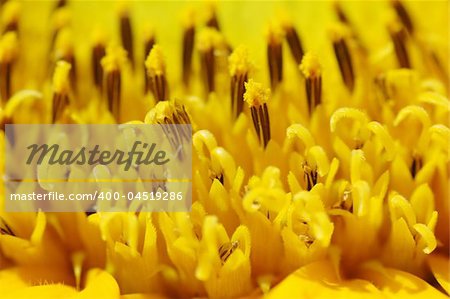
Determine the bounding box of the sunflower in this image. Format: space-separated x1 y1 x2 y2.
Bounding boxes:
0 0 449 298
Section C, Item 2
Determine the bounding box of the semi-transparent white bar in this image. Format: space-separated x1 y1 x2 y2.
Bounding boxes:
4 124 192 212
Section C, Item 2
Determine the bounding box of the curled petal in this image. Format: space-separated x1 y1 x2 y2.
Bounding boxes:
413 223 436 254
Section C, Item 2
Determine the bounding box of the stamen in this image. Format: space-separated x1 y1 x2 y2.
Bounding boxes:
52 60 71 122
118 6 134 68
333 186 353 212
391 0 414 34
182 11 195 86
143 25 155 93
145 44 168 102
266 23 284 90
330 24 355 91
389 22 410 68
410 154 422 178
299 234 314 248
374 73 389 101
229 45 252 119
216 173 224 184
0 218 15 236
244 79 271 148
218 241 239 264
1 1 20 34
302 161 318 191
145 101 191 160
197 28 224 94
101 45 126 121
92 45 106 91
0 32 18 105
283 23 304 65
299 52 322 115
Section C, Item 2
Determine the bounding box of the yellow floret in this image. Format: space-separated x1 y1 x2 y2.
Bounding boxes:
101 44 127 72
265 20 284 44
243 79 270 107
145 101 180 124
145 44 166 77
197 27 224 52
328 22 351 41
299 52 322 78
53 60 72 94
228 45 253 76
0 32 18 62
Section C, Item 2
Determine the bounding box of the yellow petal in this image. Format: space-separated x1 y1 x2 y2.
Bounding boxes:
358 266 448 299
266 260 384 299
428 254 450 295
77 269 120 299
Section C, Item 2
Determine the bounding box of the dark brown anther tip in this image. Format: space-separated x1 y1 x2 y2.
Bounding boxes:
333 37 355 92
120 14 134 68
92 43 106 92
300 53 322 115
390 25 411 69
267 41 283 90
143 36 155 93
392 0 414 34
182 26 195 87
105 69 121 121
285 26 304 66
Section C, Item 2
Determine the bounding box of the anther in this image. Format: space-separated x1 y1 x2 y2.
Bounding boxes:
302 161 318 191
52 60 71 122
91 29 106 91
118 5 134 68
229 45 252 119
143 25 156 93
299 52 322 115
0 32 18 105
391 0 414 34
145 101 191 160
410 154 422 178
330 24 355 91
213 173 224 184
389 22 410 68
244 79 271 148
92 45 106 91
101 45 126 121
145 45 168 102
299 234 314 248
197 28 224 94
218 241 239 264
266 23 284 90
182 10 195 86
0 218 15 236
374 73 389 101
283 23 304 65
